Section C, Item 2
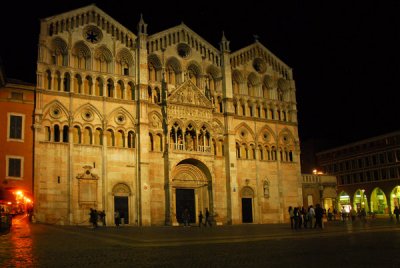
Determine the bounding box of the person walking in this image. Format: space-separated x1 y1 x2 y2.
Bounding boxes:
394 206 400 223
99 210 106 226
198 211 204 227
114 210 120 227
89 208 98 229
288 206 294 229
314 204 324 229
205 208 212 227
182 208 190 227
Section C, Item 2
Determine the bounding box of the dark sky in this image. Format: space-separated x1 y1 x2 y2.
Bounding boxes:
1 0 399 150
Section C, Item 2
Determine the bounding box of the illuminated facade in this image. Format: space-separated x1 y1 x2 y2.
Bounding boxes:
33 4 302 226
0 61 34 212
316 131 400 215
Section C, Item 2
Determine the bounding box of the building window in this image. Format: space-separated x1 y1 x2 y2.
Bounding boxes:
8 113 25 141
11 92 23 100
6 156 24 179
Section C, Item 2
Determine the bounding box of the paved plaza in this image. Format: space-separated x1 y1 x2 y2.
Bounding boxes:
1 215 400 267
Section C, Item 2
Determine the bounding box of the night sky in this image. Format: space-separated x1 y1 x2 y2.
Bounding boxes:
1 0 399 150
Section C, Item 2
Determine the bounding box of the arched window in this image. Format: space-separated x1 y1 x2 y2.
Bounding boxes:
45 70 52 90
236 142 240 158
128 131 135 148
116 130 125 147
107 79 114 97
106 129 115 146
116 80 124 99
84 76 93 95
127 82 134 100
156 133 163 151
63 73 71 92
54 124 60 142
73 126 81 144
45 126 51 141
75 74 82 94
95 77 103 96
149 133 154 151
83 127 92 145
94 128 102 145
258 145 264 160
62 126 69 143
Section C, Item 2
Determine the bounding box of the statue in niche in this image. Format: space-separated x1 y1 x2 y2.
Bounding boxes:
263 180 270 198
185 133 193 151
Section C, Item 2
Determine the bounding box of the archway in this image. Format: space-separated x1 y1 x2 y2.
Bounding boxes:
370 187 388 214
338 191 351 213
171 158 211 225
353 189 369 213
241 186 254 223
112 183 131 225
390 186 400 213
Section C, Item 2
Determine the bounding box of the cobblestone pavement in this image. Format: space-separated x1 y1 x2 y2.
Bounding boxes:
1 215 400 268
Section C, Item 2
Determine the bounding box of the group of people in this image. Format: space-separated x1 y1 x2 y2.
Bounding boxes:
288 204 324 230
89 208 106 228
198 208 212 227
181 208 212 227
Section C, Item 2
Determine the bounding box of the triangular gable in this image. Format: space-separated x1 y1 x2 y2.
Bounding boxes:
42 4 136 39
231 42 291 71
148 23 219 53
168 79 213 109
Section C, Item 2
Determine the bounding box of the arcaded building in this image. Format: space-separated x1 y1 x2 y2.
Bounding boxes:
33 4 302 226
316 131 400 216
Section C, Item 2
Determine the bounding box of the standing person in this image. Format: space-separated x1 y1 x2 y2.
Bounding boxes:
314 204 324 229
182 208 190 227
198 211 204 227
205 208 212 227
394 206 400 223
99 210 106 226
120 211 125 226
288 206 294 229
293 207 299 230
308 205 315 229
114 210 120 227
89 208 98 229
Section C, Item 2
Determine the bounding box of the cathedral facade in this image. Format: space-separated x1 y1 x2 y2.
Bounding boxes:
33 4 302 226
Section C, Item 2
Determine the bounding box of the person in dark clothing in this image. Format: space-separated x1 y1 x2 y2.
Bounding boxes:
89 208 98 229
99 210 106 226
314 204 324 229
205 208 212 227
198 211 204 227
394 206 400 223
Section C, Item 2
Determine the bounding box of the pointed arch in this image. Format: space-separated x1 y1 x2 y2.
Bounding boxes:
107 106 136 127
42 100 70 121
234 122 255 142
51 37 68 66
73 103 104 122
72 41 91 69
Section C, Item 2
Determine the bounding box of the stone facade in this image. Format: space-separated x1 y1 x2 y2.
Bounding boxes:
33 4 302 226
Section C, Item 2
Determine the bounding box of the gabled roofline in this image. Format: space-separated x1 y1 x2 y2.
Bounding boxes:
148 22 219 53
231 41 291 70
41 4 136 38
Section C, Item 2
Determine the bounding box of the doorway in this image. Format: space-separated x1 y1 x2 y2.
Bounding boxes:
242 198 253 223
114 196 129 224
176 189 195 223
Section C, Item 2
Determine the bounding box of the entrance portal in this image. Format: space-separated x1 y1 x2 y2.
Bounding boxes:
176 189 195 223
114 196 129 224
242 198 253 223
